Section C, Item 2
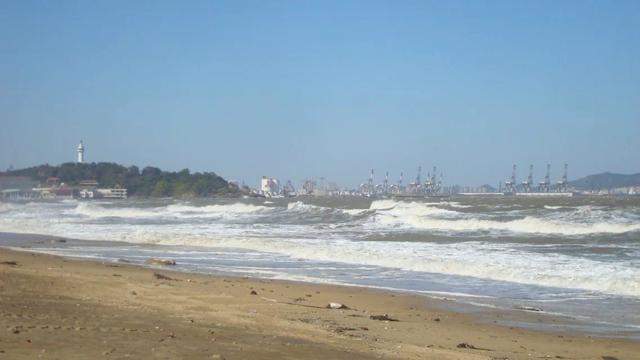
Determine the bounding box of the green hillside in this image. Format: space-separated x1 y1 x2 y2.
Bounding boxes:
2 163 238 198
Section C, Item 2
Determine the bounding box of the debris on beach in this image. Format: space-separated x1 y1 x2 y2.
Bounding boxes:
515 305 543 312
153 272 176 281
334 326 357 333
250 290 258 295
369 314 398 322
327 302 349 309
457 342 490 350
0 261 18 266
145 258 176 266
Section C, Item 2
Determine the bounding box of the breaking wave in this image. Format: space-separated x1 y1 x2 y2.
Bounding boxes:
69 202 270 220
165 203 270 217
102 232 639 297
287 201 369 217
1 198 640 298
369 200 640 235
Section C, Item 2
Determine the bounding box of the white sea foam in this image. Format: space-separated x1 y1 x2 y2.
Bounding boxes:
110 233 640 297
287 201 369 217
439 201 473 209
1 199 640 298
368 200 640 235
165 203 270 218
68 202 270 219
70 202 161 218
386 215 640 235
286 201 317 211
371 199 460 217
342 208 370 216
0 202 15 213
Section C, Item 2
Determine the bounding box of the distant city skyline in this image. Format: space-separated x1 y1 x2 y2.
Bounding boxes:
1 1 639 187
1 139 630 189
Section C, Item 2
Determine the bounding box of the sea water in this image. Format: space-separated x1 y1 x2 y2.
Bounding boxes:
1 196 639 336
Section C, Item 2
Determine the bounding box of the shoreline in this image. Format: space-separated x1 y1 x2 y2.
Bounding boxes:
2 231 640 340
1 243 638 359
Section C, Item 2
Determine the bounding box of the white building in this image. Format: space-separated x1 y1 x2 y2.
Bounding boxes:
77 140 85 163
260 176 280 197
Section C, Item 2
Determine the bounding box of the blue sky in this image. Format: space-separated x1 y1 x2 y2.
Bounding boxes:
1 0 638 187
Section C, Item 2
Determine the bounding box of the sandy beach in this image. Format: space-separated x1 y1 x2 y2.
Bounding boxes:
0 246 638 359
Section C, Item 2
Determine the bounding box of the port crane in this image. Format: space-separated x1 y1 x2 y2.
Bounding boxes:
557 163 568 192
504 164 517 193
538 163 551 192
521 165 533 192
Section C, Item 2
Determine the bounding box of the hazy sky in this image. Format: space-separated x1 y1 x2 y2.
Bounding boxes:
1 1 638 187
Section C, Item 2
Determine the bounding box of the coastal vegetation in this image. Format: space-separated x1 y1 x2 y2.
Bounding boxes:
3 162 238 197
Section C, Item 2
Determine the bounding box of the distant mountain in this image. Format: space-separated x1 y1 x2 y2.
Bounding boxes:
478 184 497 192
570 172 640 190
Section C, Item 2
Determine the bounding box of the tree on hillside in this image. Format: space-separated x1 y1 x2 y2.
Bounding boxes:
1 163 236 198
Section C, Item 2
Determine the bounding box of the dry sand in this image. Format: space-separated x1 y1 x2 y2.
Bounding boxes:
0 247 638 359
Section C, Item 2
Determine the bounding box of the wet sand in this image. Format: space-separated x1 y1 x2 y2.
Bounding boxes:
0 247 638 359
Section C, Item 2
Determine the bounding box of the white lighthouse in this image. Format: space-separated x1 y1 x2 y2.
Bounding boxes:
77 140 85 163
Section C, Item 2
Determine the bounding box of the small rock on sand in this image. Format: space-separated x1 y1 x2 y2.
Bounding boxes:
327 302 349 309
250 290 258 295
145 258 176 266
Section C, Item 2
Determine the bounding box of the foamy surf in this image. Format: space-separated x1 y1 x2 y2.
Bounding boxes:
38 199 640 237
1 196 640 334
369 200 640 235
67 201 271 220
1 198 639 297
144 234 640 297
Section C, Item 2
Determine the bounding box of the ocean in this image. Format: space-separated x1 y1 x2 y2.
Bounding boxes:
1 195 639 336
